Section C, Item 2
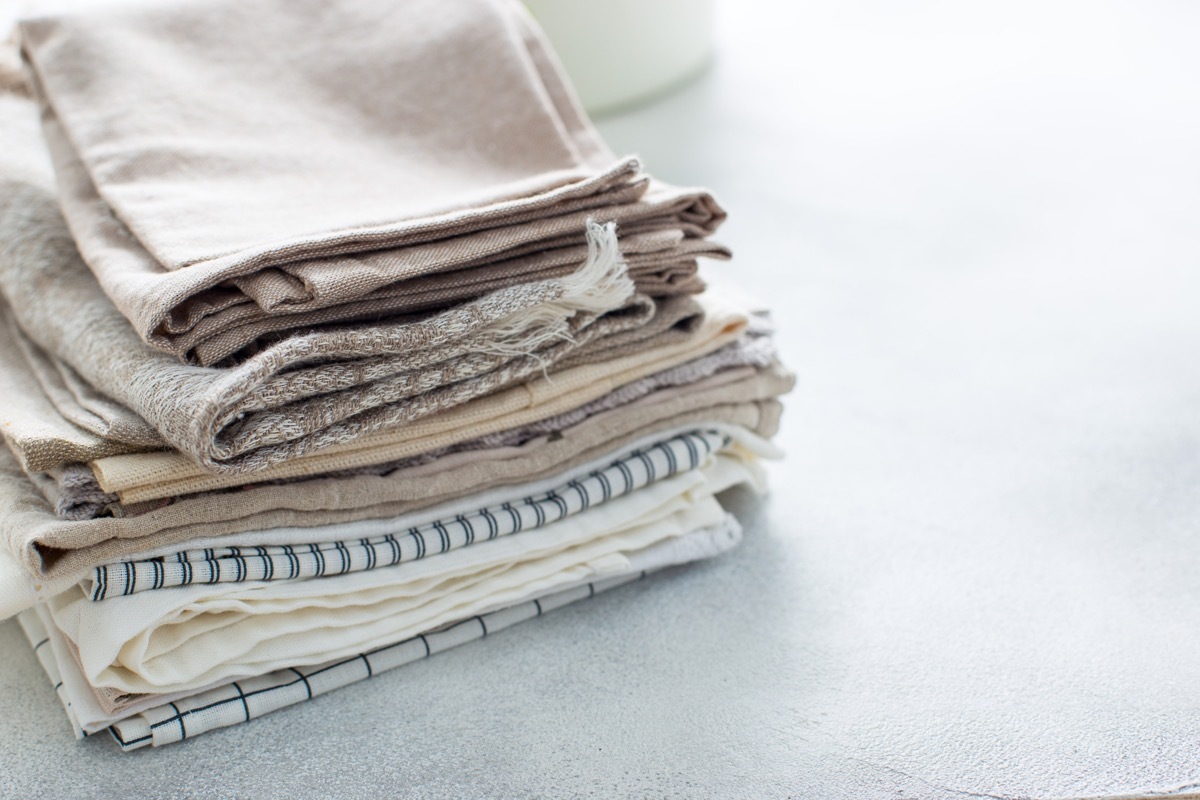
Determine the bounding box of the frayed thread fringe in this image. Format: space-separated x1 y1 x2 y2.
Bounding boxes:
473 220 632 360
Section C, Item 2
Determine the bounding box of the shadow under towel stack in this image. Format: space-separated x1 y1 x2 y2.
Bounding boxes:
0 0 794 750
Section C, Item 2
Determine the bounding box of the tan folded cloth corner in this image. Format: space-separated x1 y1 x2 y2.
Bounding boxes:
0 316 150 472
93 290 751 502
19 0 727 364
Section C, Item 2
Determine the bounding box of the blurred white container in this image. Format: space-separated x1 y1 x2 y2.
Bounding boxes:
524 0 714 116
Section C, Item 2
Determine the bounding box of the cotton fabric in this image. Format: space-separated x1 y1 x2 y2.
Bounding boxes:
0 0 791 757
49 450 759 695
18 514 742 748
87 428 732 598
19 0 727 363
49 319 774 519
87 290 753 499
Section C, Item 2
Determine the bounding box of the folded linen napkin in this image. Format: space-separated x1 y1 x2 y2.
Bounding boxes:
18 515 742 748
18 0 727 364
47 322 776 520
0 126 650 474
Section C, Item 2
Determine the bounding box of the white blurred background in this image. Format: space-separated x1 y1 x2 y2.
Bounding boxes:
583 2 1200 796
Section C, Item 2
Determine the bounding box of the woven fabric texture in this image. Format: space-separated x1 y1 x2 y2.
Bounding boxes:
20 0 727 363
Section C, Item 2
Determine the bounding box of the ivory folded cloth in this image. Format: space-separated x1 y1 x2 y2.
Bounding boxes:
0 364 792 616
48 446 760 696
85 289 752 501
45 431 761 719
48 320 775 520
19 515 743 748
18 0 727 364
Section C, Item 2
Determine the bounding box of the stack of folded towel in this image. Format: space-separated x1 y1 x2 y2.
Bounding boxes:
0 0 794 750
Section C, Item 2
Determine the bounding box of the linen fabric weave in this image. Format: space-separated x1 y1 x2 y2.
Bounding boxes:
19 0 727 363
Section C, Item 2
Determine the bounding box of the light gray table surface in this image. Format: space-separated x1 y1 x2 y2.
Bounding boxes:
4 1 1200 797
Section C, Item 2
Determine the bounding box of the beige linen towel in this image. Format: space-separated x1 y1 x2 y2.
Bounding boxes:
49 320 774 520
89 291 754 501
19 0 727 364
0 97 659 474
0 315 151 471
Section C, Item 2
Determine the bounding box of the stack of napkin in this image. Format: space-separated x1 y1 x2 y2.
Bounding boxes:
0 0 794 750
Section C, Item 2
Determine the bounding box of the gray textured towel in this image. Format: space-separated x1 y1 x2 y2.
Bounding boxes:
0 92 662 475
47 321 777 520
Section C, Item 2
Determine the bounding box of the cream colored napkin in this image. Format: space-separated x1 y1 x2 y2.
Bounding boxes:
50 451 760 694
18 515 744 745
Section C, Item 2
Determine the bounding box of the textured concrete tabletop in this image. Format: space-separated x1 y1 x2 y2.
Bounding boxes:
4 1 1200 797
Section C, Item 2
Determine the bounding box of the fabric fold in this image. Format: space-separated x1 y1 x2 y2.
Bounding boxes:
85 428 738 599
17 514 743 748
0 366 791 617
48 449 759 695
47 319 775 520
0 150 659 473
19 0 728 363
